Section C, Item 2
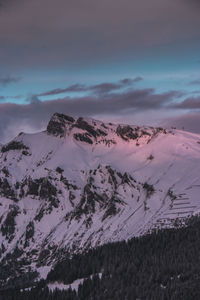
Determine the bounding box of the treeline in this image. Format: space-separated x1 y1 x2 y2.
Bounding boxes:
1 217 200 299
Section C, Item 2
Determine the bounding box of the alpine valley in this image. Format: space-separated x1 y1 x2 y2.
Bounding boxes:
0 112 200 295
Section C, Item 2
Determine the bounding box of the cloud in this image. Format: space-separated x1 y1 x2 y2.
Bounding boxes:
0 87 181 143
0 0 15 9
26 94 41 104
39 84 87 97
0 76 21 86
183 0 200 7
191 90 200 95
164 95 200 132
165 112 200 133
171 97 200 109
90 83 122 95
120 77 143 85
39 77 143 97
90 77 143 95
0 94 23 102
189 79 200 85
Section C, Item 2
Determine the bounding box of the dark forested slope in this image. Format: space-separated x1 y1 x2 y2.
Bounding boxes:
1 217 200 300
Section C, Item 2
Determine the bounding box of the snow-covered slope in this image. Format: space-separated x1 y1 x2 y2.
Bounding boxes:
0 112 200 287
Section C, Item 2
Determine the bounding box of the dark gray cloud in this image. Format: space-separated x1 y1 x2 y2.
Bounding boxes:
90 77 142 95
189 79 200 85
90 83 122 95
26 94 42 104
0 0 16 9
120 77 143 85
0 76 21 86
165 95 200 132
171 97 200 109
183 0 200 7
39 77 143 97
0 87 181 143
165 112 200 133
0 94 23 101
39 84 87 97
191 90 200 95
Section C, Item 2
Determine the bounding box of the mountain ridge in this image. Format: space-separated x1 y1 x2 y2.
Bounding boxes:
0 112 200 288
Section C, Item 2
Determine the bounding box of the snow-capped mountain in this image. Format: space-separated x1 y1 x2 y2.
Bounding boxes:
0 112 200 287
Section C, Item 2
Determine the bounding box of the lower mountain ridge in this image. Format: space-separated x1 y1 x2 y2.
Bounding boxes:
0 112 200 290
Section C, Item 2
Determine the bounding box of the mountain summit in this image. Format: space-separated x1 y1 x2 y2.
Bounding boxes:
0 113 200 288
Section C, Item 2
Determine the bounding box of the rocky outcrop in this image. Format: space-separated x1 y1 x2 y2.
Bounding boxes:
1 141 29 153
116 125 139 141
47 112 75 137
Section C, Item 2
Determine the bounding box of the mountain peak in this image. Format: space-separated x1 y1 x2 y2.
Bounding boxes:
47 112 75 137
0 112 200 289
45 112 168 145
46 113 108 141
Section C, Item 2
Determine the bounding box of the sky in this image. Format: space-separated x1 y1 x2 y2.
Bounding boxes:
0 0 200 143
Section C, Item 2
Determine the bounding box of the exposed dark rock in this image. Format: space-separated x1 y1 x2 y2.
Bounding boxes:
22 150 31 156
27 178 40 196
24 177 57 200
167 189 177 201
101 123 108 129
143 182 155 198
0 178 16 200
74 133 93 144
47 120 66 137
34 207 45 222
61 175 78 190
83 216 93 228
56 167 64 174
24 221 35 247
106 165 118 189
102 200 119 221
15 182 20 190
47 113 75 137
147 154 154 160
39 178 57 199
141 130 151 136
1 167 9 177
121 172 131 185
74 118 98 138
25 221 35 240
96 129 107 136
66 171 125 223
1 205 19 241
69 191 76 206
1 141 29 153
116 125 138 141
67 184 105 221
37 249 51 267
56 113 75 123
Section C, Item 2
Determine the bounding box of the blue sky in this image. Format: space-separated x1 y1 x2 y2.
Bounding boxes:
2 38 200 102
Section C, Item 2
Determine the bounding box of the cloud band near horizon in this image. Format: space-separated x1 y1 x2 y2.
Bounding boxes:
0 82 199 144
